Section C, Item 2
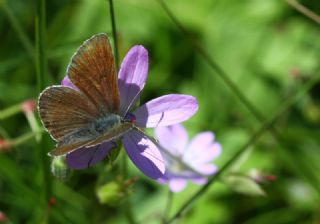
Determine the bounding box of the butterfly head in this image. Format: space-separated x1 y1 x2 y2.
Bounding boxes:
122 113 136 124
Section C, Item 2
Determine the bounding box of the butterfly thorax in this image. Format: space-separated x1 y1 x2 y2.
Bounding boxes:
57 114 121 147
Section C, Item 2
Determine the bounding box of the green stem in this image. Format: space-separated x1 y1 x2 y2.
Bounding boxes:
35 0 51 218
0 103 23 120
162 190 173 224
25 111 42 142
286 0 320 24
120 148 136 224
124 196 136 224
122 151 128 179
108 0 120 70
35 0 48 92
11 130 43 146
0 126 10 139
165 76 320 224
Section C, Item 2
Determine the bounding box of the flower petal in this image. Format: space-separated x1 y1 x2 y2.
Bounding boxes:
196 164 217 175
155 124 188 156
190 177 208 185
184 132 221 165
123 130 165 179
66 142 115 169
157 176 169 184
133 94 198 128
187 132 214 150
118 46 148 116
169 178 187 192
61 75 79 90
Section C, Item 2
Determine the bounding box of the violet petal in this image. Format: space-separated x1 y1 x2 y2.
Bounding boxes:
169 178 187 192
184 132 221 165
61 75 79 90
190 177 208 185
196 164 218 175
157 177 169 184
118 46 148 116
155 124 188 156
133 94 198 128
123 130 165 179
66 142 115 169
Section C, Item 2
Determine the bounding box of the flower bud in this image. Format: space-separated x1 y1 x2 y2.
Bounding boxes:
21 99 36 114
51 156 72 180
48 197 57 208
0 211 7 222
0 139 11 152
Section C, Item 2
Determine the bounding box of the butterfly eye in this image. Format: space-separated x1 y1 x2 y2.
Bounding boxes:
123 113 136 123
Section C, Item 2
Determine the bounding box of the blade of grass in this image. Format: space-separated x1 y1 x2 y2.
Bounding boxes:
162 190 174 224
35 0 48 93
286 0 320 24
35 0 52 217
108 0 119 71
0 155 40 202
2 0 35 60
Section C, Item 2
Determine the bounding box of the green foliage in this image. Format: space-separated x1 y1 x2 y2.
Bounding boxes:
1 0 320 223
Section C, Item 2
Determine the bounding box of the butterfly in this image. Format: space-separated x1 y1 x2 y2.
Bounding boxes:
38 34 134 157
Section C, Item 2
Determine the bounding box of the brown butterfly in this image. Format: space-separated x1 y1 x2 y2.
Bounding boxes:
38 34 133 157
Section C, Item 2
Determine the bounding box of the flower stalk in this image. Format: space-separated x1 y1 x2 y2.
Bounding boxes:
108 0 119 70
22 100 42 142
0 103 23 120
162 190 173 224
35 0 52 215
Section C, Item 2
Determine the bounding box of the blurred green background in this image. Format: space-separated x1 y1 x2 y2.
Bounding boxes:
1 0 320 223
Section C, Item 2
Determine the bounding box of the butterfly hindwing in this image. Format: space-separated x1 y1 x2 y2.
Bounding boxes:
49 123 134 156
38 86 100 141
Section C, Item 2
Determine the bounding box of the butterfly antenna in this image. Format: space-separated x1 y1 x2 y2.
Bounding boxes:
122 91 143 117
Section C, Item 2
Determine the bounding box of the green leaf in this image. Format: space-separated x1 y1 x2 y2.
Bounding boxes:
223 174 266 197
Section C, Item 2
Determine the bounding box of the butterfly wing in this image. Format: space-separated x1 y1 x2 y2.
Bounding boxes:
48 139 94 157
39 34 122 156
38 86 101 141
49 122 134 156
67 33 120 114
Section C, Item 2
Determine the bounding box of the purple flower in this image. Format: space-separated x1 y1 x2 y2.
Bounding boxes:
155 124 221 192
62 46 198 180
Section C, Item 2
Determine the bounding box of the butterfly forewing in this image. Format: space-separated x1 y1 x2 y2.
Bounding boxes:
67 33 120 114
39 86 100 141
